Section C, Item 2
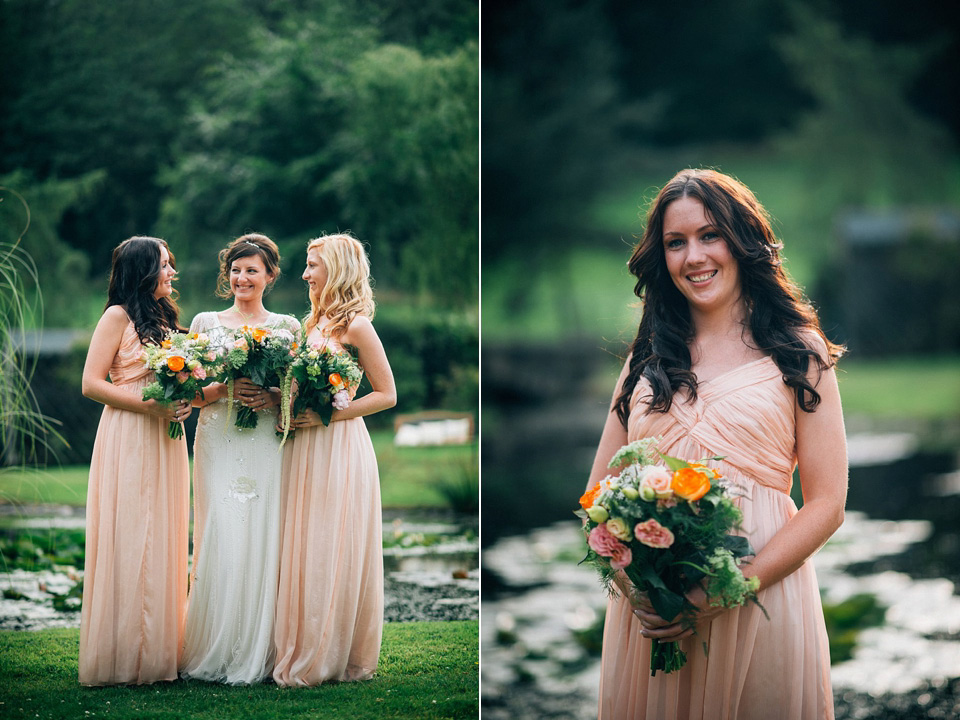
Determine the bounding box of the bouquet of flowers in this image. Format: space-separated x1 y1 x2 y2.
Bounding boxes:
220 324 297 429
576 437 762 675
141 331 222 439
278 340 363 445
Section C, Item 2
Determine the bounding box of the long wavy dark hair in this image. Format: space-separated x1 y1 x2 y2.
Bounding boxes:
105 236 183 345
614 169 843 427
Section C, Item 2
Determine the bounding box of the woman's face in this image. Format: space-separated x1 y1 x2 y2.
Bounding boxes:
153 245 176 300
230 253 272 302
302 248 328 300
662 196 741 317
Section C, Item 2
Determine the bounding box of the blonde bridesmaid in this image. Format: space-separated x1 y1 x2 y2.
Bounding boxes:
79 236 192 685
273 232 396 686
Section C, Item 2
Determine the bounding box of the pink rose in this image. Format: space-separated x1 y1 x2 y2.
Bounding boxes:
233 338 248 350
588 523 625 558
191 365 207 380
634 518 675 549
640 466 674 499
176 371 190 383
610 544 632 570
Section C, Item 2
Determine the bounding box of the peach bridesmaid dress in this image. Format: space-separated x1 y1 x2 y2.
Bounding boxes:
599 357 834 719
273 349 383 687
79 320 189 685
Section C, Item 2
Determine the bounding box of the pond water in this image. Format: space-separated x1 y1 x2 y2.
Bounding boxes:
0 507 479 630
481 434 960 719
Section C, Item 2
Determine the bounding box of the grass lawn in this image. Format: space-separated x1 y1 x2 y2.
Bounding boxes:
837 356 960 420
0 430 477 510
0 621 478 719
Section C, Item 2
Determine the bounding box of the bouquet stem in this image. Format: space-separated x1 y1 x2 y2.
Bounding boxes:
649 639 687 676
167 421 183 440
234 405 258 429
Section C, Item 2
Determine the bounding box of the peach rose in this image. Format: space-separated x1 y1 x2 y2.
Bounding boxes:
634 518 675 549
609 543 632 571
640 465 674 499
588 523 624 558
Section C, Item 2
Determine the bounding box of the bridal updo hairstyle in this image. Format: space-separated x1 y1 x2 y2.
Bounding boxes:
614 168 844 427
105 236 183 346
304 232 375 338
215 233 282 299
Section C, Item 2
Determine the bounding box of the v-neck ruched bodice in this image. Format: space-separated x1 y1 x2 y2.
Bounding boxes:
599 357 834 720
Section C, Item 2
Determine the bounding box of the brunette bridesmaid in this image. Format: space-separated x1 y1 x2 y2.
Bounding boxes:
79 236 191 685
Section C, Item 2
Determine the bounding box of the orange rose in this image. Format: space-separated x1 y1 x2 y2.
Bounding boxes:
253 327 268 342
328 372 343 388
671 467 711 502
161 339 172 349
167 355 185 372
579 483 602 510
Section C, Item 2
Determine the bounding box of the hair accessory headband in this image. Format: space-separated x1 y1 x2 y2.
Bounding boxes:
244 240 260 249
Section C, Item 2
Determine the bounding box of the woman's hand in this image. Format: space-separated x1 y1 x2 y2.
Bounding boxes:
145 398 192 423
288 408 324 429
233 378 277 410
631 584 725 643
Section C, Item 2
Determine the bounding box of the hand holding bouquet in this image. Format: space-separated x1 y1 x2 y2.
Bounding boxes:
220 324 297 429
279 339 363 444
576 437 763 675
141 332 222 439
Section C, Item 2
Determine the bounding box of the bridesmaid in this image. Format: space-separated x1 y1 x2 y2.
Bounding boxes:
180 233 299 684
79 236 191 685
273 232 397 686
586 169 846 718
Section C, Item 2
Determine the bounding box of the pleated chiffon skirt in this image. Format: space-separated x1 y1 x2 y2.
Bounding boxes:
273 417 383 687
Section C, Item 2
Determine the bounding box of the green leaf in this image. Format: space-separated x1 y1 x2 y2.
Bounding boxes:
723 535 754 558
659 453 691 472
319 402 333 427
648 586 685 622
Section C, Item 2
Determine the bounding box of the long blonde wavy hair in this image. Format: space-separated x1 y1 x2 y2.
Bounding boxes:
304 232 375 337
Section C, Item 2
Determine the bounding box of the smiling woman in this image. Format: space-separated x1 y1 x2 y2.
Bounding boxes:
584 169 848 719
179 232 300 685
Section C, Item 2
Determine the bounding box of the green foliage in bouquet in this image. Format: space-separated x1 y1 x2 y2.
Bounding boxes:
577 437 764 675
279 335 363 443
141 331 221 439
220 324 297 429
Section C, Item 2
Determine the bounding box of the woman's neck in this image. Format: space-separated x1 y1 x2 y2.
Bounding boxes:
228 298 269 325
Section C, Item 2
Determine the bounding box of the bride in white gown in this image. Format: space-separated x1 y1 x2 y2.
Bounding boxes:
180 234 299 684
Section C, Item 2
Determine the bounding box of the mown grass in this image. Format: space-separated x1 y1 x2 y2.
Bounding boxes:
0 622 478 719
0 430 478 510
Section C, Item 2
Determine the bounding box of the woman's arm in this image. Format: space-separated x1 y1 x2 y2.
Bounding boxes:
330 316 396 420
741 351 848 591
585 358 631 494
81 305 188 421
288 316 396 427
638 343 848 642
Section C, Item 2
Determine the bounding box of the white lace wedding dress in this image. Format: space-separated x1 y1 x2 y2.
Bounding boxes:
180 311 299 684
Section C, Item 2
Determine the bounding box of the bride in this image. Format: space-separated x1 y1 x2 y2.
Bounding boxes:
180 233 299 684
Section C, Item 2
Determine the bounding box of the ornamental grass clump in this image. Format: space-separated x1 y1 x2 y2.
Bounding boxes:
576 437 764 675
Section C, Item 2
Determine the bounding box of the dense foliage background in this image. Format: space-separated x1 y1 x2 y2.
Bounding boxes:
0 0 479 460
481 0 960 542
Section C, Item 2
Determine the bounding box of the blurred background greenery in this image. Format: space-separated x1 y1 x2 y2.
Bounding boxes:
0 0 479 466
481 0 960 544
